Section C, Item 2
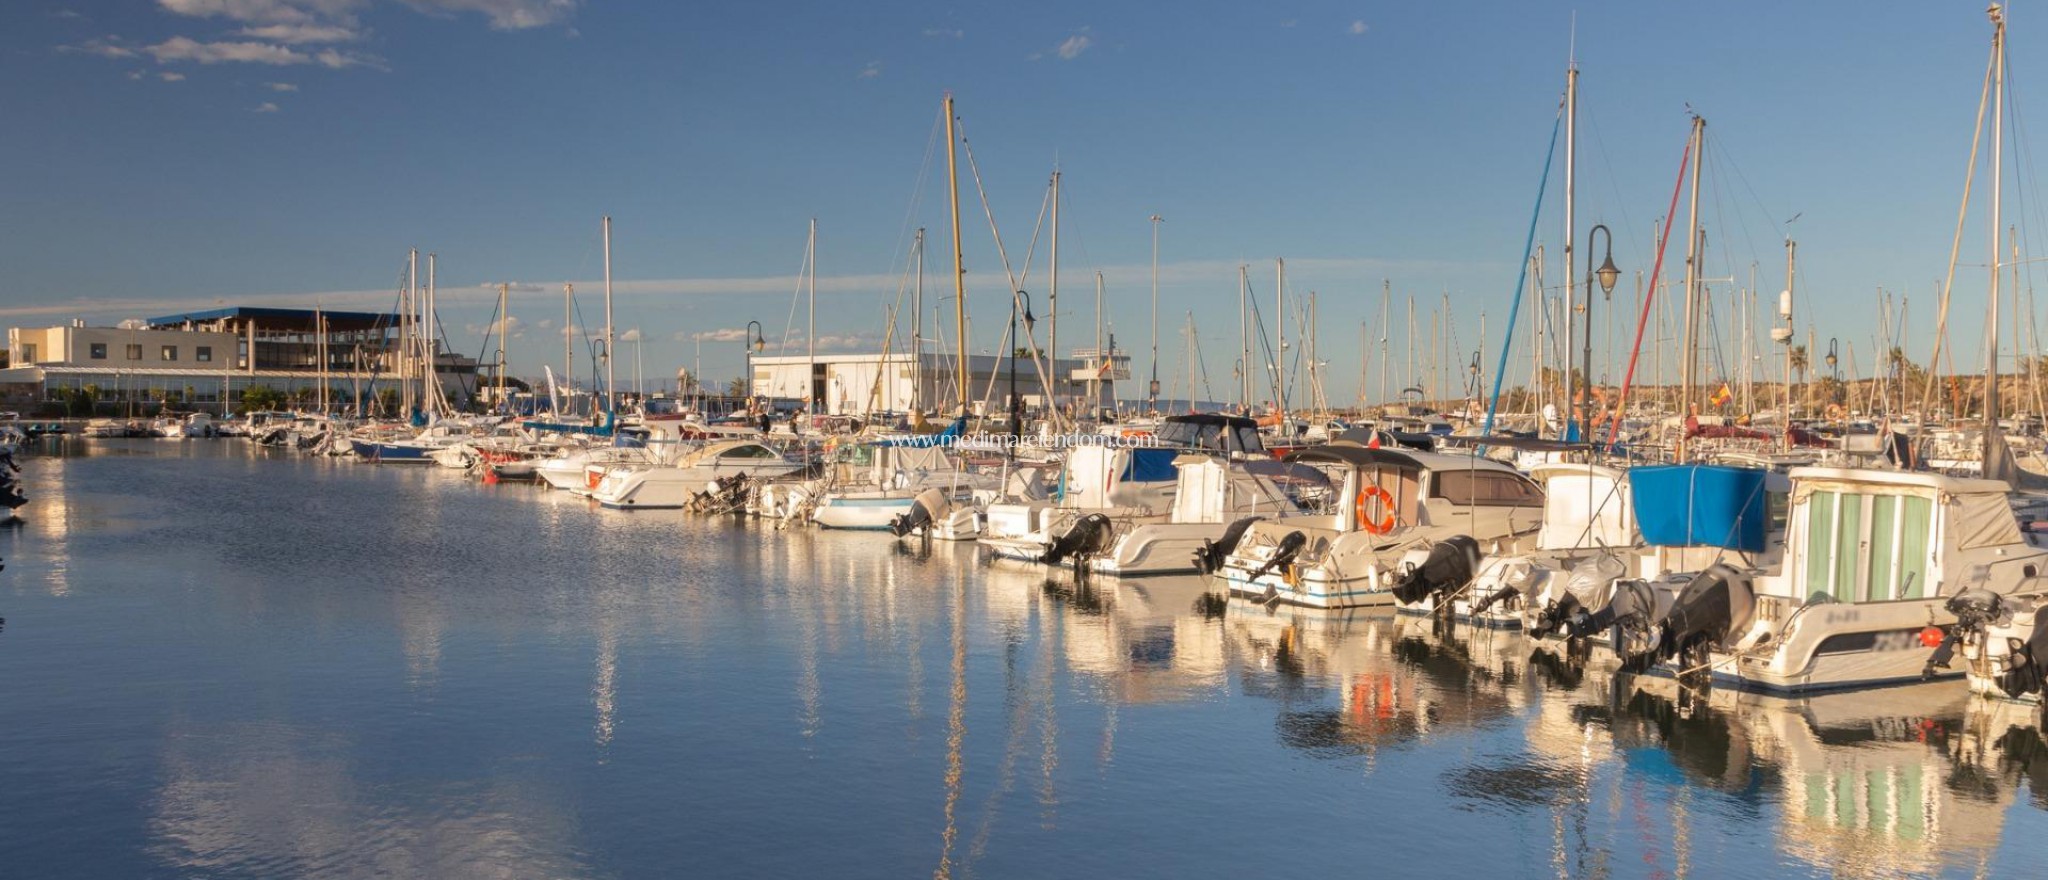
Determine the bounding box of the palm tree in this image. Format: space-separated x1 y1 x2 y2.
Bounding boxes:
1789 345 1810 416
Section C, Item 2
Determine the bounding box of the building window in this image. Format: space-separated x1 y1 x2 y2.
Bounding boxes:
196 346 213 363
126 344 142 360
20 343 35 363
90 343 107 359
161 345 178 362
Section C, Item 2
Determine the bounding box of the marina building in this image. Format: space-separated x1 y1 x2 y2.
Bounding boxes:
1 307 479 414
747 348 1129 415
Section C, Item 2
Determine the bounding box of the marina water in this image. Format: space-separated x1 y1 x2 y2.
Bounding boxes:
4 440 2046 878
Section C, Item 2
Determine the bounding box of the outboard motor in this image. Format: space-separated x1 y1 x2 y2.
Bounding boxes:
1997 613 2048 700
1541 554 1634 639
1042 513 1115 570
1245 530 1308 582
1925 588 2008 678
1193 516 1265 575
1390 535 1481 606
1468 558 1546 616
889 488 954 538
1627 564 1754 673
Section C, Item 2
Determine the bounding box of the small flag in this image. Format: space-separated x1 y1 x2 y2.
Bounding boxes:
1710 384 1733 406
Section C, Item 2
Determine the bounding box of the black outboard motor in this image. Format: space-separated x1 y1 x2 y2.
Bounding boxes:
1528 554 1631 641
1043 513 1115 570
0 451 24 514
1468 559 1545 616
1245 530 1308 582
1193 516 1265 575
888 488 953 538
1925 588 2007 678
1624 564 1753 672
1389 535 1481 606
1997 618 2048 700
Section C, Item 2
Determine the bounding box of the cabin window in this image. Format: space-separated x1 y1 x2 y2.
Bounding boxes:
1431 470 1544 508
196 346 213 362
722 445 776 459
20 343 35 362
90 343 107 359
1803 491 1935 602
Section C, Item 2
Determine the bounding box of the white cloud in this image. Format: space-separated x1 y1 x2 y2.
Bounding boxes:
857 60 881 79
688 327 754 343
1348 20 1368 35
263 81 298 91
399 0 579 31
159 71 187 81
252 101 279 112
66 37 138 59
145 36 304 64
237 22 360 43
922 26 963 39
1280 19 1298 28
127 69 145 80
618 327 643 343
1056 33 1092 60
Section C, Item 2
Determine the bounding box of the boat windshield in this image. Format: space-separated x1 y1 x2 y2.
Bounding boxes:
1154 419 1265 455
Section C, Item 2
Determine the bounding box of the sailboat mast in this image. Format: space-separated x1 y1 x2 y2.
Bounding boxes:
1987 4 2006 424
1379 280 1390 409
563 283 574 393
807 217 817 415
497 282 509 410
944 94 968 416
404 248 417 419
1676 114 1707 462
1275 258 1287 425
912 228 924 415
602 215 615 417
1563 58 1579 424
1148 213 1162 413
1049 171 1061 421
1238 265 1250 410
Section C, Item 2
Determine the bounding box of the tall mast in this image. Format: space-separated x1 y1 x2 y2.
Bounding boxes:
602 215 615 417
426 252 438 417
1274 258 1288 425
1676 114 1707 461
807 217 817 414
1562 56 1579 428
497 282 509 409
1049 171 1061 420
1238 265 1250 410
1148 213 1162 413
404 248 417 419
912 228 925 415
1986 4 2006 425
563 283 574 393
944 93 968 416
1379 279 1390 409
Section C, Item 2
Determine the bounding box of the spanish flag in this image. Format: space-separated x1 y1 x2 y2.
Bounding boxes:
1709 383 1733 406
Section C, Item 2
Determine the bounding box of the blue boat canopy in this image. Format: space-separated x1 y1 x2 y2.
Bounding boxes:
1120 447 1181 482
1629 464 1769 552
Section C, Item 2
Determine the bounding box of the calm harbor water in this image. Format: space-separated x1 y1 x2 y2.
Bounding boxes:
3 439 2047 879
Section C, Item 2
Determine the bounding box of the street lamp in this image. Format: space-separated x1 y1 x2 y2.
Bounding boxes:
745 320 765 413
1008 290 1036 448
1582 223 1619 432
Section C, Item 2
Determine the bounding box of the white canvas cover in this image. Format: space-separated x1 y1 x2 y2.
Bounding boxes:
1537 469 1636 551
1952 491 2026 550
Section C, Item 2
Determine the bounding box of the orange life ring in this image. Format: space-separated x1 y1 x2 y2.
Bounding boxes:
1355 485 1397 534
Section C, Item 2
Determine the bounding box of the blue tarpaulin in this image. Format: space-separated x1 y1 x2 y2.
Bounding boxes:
1630 464 1768 552
1120 447 1181 483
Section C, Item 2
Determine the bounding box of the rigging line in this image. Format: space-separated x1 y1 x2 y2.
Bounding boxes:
1707 123 1792 248
778 228 811 354
1608 128 1694 447
955 121 1059 406
887 107 946 299
1583 103 1647 262
1919 32 1999 419
1477 105 1563 439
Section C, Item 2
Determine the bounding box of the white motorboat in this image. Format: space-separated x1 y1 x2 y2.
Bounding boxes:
586 439 807 509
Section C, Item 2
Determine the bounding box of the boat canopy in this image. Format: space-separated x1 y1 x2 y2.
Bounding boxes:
1532 463 1636 551
1156 413 1264 455
1630 464 1769 553
1284 443 1424 472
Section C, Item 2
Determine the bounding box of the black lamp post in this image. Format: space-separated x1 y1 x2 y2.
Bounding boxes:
745 320 765 413
1582 223 1620 428
1009 290 1036 449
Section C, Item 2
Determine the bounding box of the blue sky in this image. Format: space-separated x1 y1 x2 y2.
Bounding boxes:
1 1 2035 403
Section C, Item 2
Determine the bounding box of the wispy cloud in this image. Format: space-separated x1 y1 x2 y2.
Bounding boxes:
79 35 384 68
857 60 881 79
1348 20 1368 35
401 0 580 31
159 71 187 81
921 26 963 39
617 327 643 343
66 37 138 59
236 23 360 44
1056 30 1092 60
251 101 279 112
263 81 298 91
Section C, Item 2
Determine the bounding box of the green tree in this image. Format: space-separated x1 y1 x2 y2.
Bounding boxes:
726 376 749 398
239 385 285 414
1789 345 1809 414
65 385 98 417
